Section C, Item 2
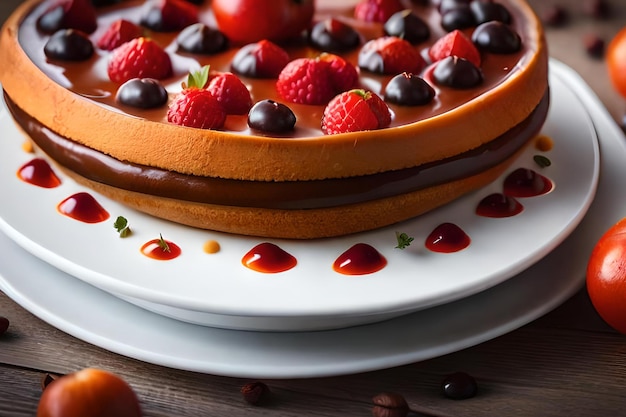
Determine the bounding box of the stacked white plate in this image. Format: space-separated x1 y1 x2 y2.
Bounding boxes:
0 60 623 378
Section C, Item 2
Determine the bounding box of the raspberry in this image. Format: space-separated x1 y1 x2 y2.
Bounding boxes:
276 58 335 105
319 53 360 93
231 40 290 78
276 54 360 105
167 89 226 129
321 89 391 135
107 37 172 83
354 0 404 23
359 36 426 75
208 72 253 115
429 29 481 67
96 19 143 51
36 0 97 34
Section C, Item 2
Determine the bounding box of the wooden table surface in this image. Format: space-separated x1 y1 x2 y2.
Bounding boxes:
1 1 626 416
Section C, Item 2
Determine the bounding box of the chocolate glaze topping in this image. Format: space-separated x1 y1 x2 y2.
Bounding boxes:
6 91 549 210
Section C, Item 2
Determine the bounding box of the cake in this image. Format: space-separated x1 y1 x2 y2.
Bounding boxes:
0 0 549 239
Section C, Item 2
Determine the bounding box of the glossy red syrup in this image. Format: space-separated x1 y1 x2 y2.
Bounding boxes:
242 242 297 273
333 243 387 275
141 238 182 260
425 223 470 253
476 193 524 218
17 158 61 188
57 192 110 223
503 168 553 198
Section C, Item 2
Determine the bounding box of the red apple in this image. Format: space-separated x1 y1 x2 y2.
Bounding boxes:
37 368 142 417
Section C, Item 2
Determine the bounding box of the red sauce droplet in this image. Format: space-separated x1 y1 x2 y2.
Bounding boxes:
141 238 182 260
476 193 524 218
57 192 110 223
333 243 387 275
503 168 553 198
425 223 470 253
242 242 297 273
17 158 61 188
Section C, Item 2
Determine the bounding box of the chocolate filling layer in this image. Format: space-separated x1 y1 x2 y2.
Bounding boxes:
5 91 549 210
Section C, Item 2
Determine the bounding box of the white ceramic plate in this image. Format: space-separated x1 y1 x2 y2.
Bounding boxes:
0 60 623 378
0 60 599 331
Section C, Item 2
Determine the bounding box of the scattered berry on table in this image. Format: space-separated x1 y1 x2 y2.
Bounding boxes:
141 0 199 32
97 19 143 51
36 0 97 34
107 37 173 84
441 372 478 400
429 29 481 67
354 0 404 23
0 316 9 336
231 40 290 79
359 36 426 75
321 89 391 135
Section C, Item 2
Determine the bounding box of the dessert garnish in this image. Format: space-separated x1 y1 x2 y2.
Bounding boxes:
113 216 132 238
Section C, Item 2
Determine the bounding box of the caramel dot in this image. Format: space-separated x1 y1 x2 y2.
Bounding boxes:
203 240 221 254
22 140 34 153
535 134 554 152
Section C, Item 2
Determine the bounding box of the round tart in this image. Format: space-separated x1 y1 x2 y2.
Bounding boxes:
0 0 549 238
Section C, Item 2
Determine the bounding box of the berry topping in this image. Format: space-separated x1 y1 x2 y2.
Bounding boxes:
309 18 361 52
96 19 143 51
141 0 198 32
470 0 512 25
36 0 98 35
358 36 427 75
383 10 431 45
354 0 404 23
44 29 94 61
276 58 335 105
321 89 391 135
440 5 476 32
433 56 483 88
438 0 471 14
319 53 360 93
167 67 226 129
383 72 435 106
248 100 297 133
176 23 229 55
472 21 521 54
107 37 173 84
231 40 290 79
429 29 481 67
208 72 253 115
116 78 169 109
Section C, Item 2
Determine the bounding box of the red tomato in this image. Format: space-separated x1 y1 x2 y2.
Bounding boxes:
586 217 626 334
607 27 626 98
37 368 142 417
212 0 315 45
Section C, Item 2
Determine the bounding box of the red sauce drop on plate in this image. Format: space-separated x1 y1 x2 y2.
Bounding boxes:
425 223 470 253
333 243 387 275
503 168 553 198
57 192 110 223
141 237 182 260
242 242 297 273
476 193 524 218
17 158 61 188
